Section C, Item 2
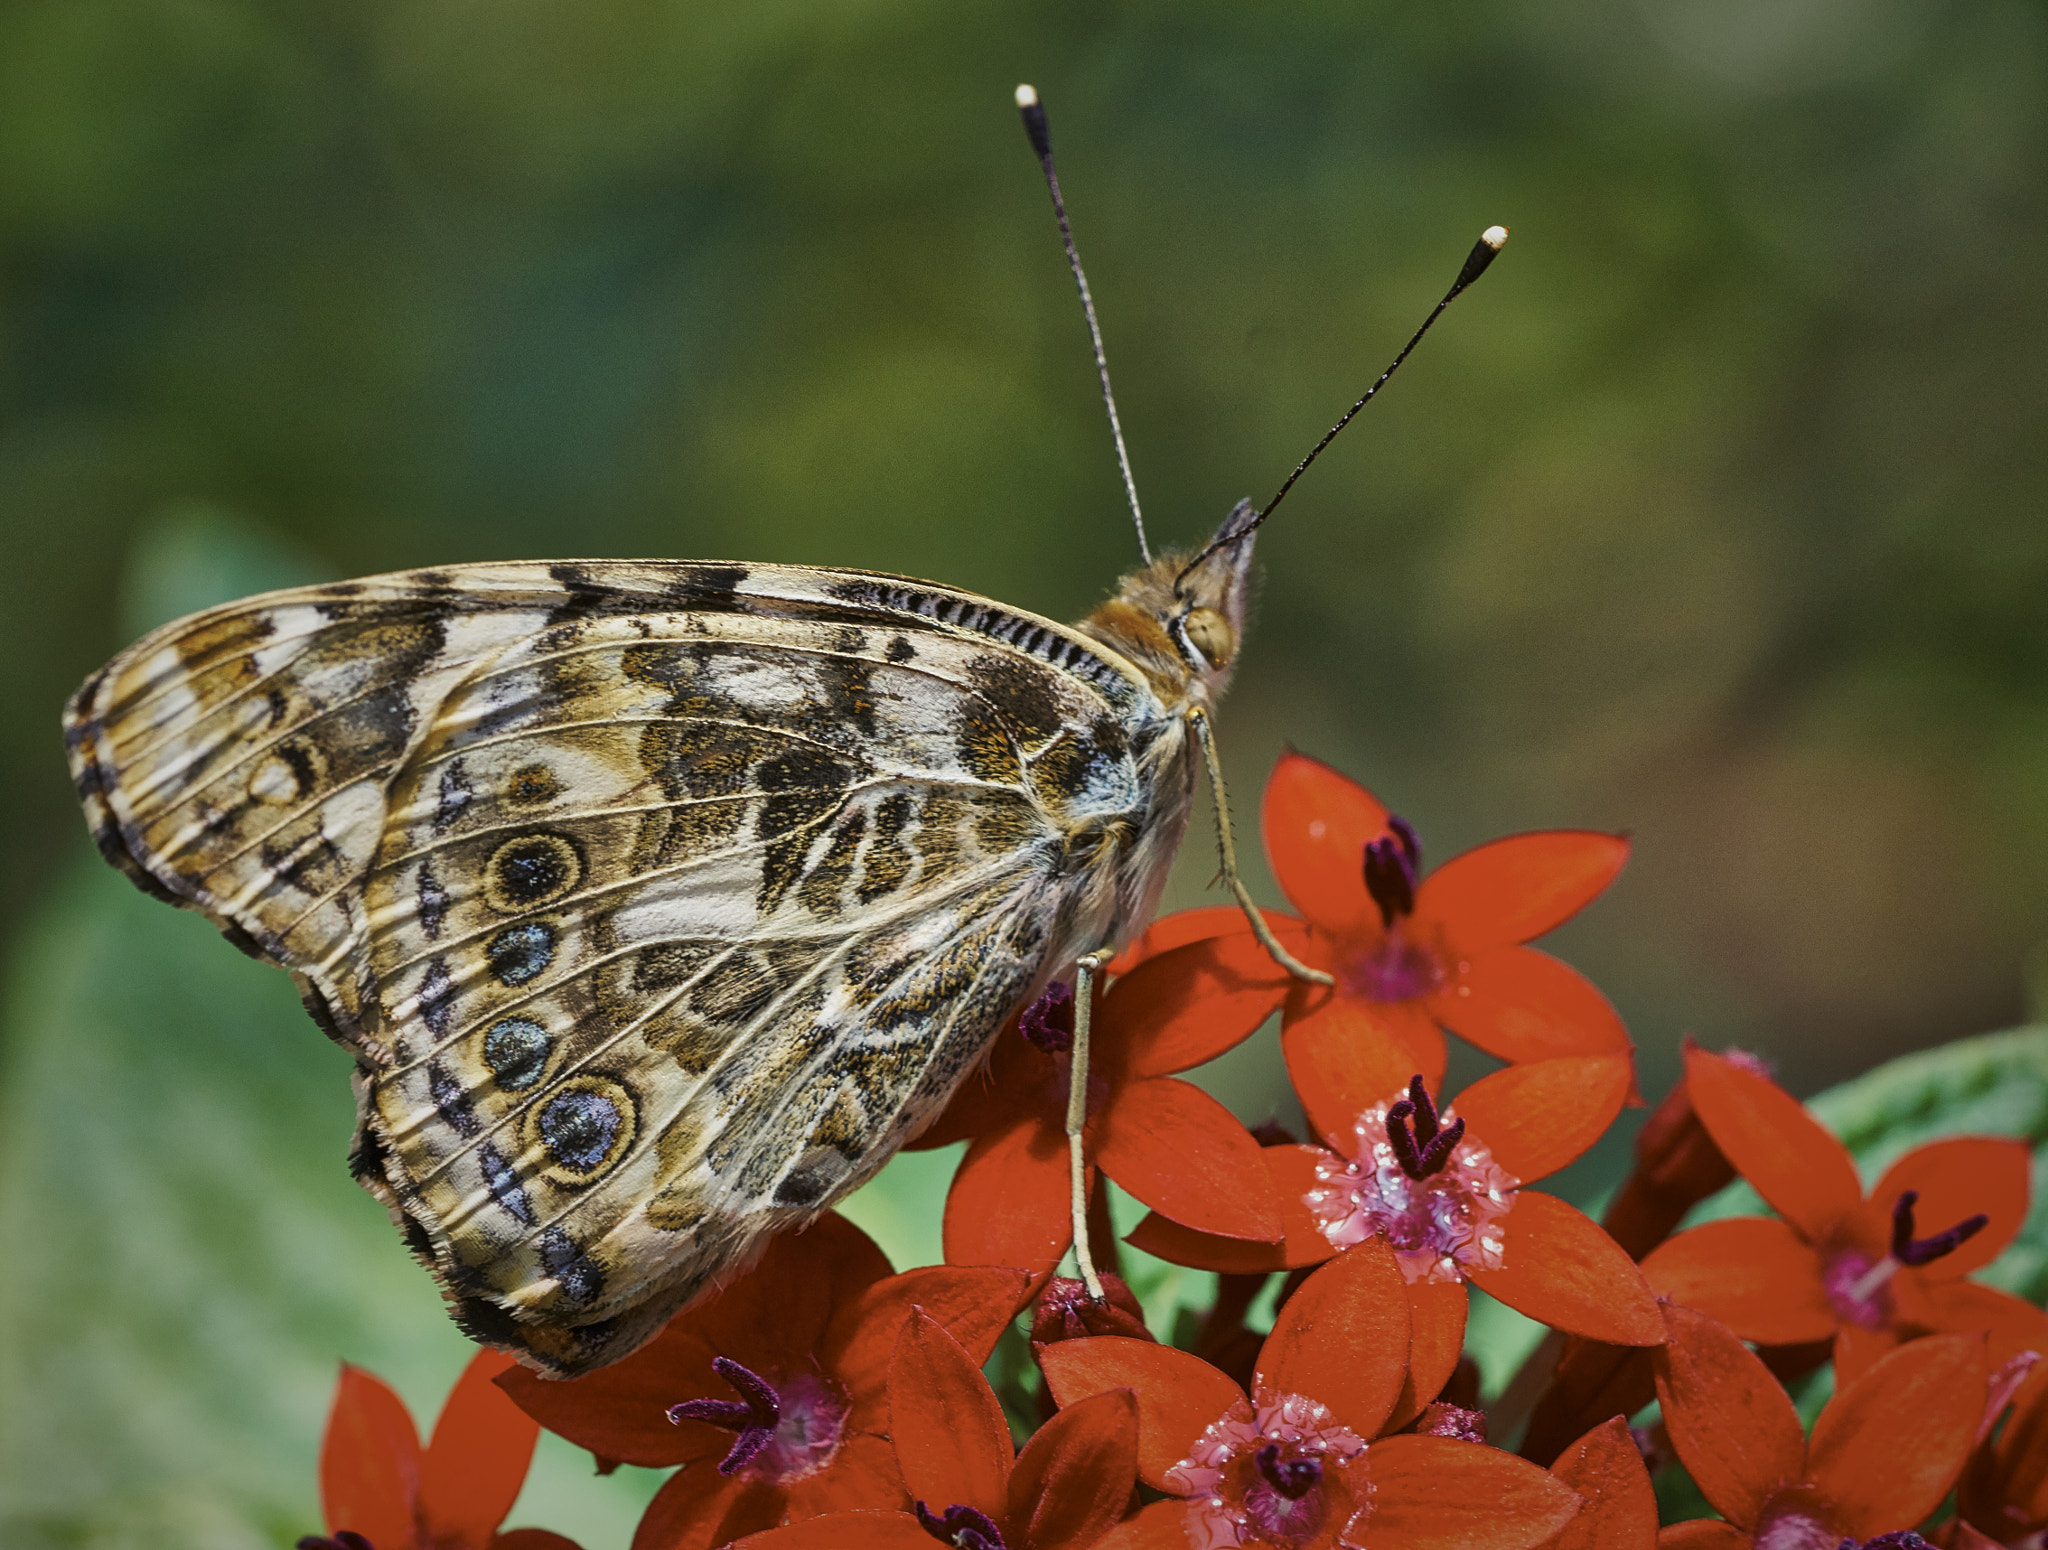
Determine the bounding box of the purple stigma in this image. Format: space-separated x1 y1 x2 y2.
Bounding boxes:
1362 818 1421 928
1387 1075 1465 1180
1254 1442 1323 1500
1851 1536 1934 1550
667 1356 782 1476
1020 980 1075 1053
916 1501 1009 1549
296 1537 375 1550
1890 1190 1990 1268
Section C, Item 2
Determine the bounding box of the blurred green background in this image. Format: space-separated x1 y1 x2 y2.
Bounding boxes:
4 0 2047 1543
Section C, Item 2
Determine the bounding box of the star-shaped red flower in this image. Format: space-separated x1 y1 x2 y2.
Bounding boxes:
1652 1303 1990 1548
730 1308 1140 1550
1260 750 1634 1091
1131 1049 1661 1350
1036 1238 1582 1550
496 1215 1027 1550
305 1348 579 1550
1643 1045 2041 1384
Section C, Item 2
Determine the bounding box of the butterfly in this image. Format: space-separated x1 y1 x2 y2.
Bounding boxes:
64 534 1260 1378
60 85 1500 1378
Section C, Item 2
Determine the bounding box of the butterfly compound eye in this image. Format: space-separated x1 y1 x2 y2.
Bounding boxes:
1183 608 1234 668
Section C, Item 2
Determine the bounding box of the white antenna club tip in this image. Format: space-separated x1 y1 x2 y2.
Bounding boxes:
1482 225 1510 249
1015 84 1039 109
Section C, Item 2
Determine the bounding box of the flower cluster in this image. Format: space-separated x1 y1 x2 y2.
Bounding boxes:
297 753 2044 1550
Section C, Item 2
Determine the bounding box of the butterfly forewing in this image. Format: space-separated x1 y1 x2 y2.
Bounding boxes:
65 559 1197 1375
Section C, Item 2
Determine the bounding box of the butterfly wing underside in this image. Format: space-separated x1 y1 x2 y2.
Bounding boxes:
64 559 1187 1374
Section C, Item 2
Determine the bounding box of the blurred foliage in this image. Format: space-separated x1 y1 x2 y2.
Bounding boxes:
4 0 2047 1542
5 0 2047 1105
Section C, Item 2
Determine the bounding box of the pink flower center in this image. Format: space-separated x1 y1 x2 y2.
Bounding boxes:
1821 1190 1992 1330
667 1358 847 1486
1820 1243 1896 1330
1341 928 1445 1004
1752 1487 1842 1550
1305 1078 1518 1284
1165 1393 1368 1550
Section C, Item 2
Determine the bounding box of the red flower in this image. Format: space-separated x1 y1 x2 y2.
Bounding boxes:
1036 1238 1581 1549
1133 1055 1662 1350
730 1308 1140 1549
1260 750 1632 1092
1951 1352 2048 1548
496 1215 1028 1550
1642 1046 2042 1383
1652 1302 1990 1548
1531 1418 1657 1550
915 934 1292 1274
305 1348 580 1550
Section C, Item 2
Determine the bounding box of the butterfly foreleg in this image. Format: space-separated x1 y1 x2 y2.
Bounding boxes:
1186 707 1333 986
1067 946 1116 1301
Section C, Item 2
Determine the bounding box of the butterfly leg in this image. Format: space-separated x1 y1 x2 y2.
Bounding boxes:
1186 707 1333 986
1067 946 1115 1301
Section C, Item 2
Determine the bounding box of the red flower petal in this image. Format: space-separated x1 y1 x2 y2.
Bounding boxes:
1005 1387 1141 1550
1123 1144 1336 1274
1362 1433 1582 1550
1831 1323 1899 1394
1281 991 1431 1149
1947 1525 2013 1550
726 1512 932 1550
1453 1055 1632 1185
320 1363 421 1550
943 1117 1073 1275
1254 1236 1410 1440
491 1531 587 1550
1806 1331 1989 1540
1089 1499 1189 1550
1389 1279 1470 1433
1651 1303 1806 1530
780 1430 914 1518
1113 931 1296 1079
1869 1135 2031 1281
888 1310 1011 1520
1640 1218 1835 1347
827 1265 1032 1414
1037 1337 1242 1491
1539 1417 1657 1550
1682 1046 1863 1245
1431 946 1634 1064
499 1215 893 1467
1466 1191 1663 1347
629 1458 779 1550
1909 1278 2048 1374
420 1350 538 1549
1095 1076 1281 1242
1261 749 1389 938
1107 905 1248 975
1655 1523 1750 1550
1410 831 1629 950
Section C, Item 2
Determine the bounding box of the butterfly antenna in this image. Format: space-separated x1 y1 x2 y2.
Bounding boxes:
1174 225 1510 590
1016 84 1152 566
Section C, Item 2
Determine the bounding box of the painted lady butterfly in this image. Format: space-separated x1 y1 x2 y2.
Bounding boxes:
61 87 1501 1377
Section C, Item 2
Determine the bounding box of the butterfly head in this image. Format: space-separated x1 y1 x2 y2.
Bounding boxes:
1080 499 1257 706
